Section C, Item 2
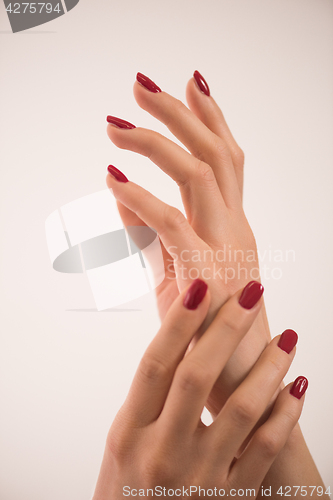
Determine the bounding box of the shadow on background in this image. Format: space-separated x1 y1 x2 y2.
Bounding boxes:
66 308 142 312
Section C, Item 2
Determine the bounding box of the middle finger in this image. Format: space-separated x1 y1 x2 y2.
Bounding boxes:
107 121 228 243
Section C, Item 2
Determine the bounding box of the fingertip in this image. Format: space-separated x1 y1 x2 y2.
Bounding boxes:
185 77 202 107
238 281 264 310
133 78 141 98
276 380 306 412
106 122 120 142
183 278 209 311
105 173 112 187
106 123 135 150
133 79 156 110
289 376 308 400
277 329 298 354
193 70 210 96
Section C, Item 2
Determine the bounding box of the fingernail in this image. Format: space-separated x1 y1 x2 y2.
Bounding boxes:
238 281 264 309
106 116 136 129
278 329 298 354
107 165 129 183
183 279 208 310
290 376 308 399
193 70 210 96
136 72 162 93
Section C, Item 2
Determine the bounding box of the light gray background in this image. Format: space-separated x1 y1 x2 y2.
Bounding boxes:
1 1 332 498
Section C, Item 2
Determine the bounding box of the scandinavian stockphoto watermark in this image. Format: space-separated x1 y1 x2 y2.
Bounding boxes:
165 245 296 283
3 0 80 33
45 190 296 310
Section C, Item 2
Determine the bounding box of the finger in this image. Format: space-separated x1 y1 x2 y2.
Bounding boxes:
106 169 206 269
186 74 245 199
133 75 242 210
123 279 210 426
106 123 227 243
229 378 307 492
116 199 145 228
159 281 264 436
115 200 176 288
210 329 299 462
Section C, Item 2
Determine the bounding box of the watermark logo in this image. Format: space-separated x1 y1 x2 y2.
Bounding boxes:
45 189 165 310
3 1 80 33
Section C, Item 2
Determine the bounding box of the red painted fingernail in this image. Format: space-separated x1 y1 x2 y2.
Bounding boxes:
106 116 136 129
193 70 210 96
278 329 298 354
107 165 129 183
183 279 208 310
290 376 308 399
136 72 162 93
238 281 264 309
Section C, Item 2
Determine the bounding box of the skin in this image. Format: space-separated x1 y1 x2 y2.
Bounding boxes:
103 75 325 495
93 283 305 499
106 79 269 414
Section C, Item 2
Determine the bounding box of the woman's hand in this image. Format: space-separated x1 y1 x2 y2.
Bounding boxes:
105 71 269 414
92 280 306 499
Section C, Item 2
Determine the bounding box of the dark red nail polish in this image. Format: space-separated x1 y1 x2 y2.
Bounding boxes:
183 279 208 310
193 70 210 96
238 281 264 309
136 72 162 93
106 116 136 129
290 376 308 399
107 165 129 183
278 329 298 354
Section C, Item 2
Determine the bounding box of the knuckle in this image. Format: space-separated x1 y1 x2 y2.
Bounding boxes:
135 190 152 215
163 205 187 230
255 428 281 458
192 160 216 185
282 405 300 426
173 97 187 114
145 131 164 162
177 360 211 394
229 394 259 427
233 147 245 167
267 352 286 375
143 453 174 483
164 98 186 126
219 312 243 334
106 415 132 462
106 432 126 462
138 355 170 385
213 139 231 161
276 399 301 429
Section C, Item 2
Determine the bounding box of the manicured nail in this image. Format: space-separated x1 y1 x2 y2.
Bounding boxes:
136 72 162 93
183 279 208 310
290 376 308 399
238 281 264 309
278 329 298 354
106 116 136 129
107 165 129 183
193 70 210 96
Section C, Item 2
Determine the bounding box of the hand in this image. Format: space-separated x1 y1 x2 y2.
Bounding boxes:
92 280 306 499
105 71 270 414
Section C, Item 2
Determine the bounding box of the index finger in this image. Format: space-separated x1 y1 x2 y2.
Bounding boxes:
123 279 210 427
